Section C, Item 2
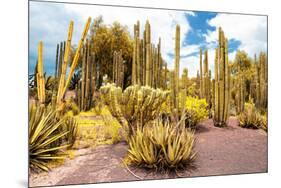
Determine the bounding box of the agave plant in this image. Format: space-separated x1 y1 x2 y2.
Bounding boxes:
63 116 78 148
239 102 267 130
127 117 196 170
29 104 70 172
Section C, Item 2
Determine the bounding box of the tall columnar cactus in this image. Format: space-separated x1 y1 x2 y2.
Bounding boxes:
199 49 203 98
236 58 245 114
213 27 230 127
203 50 210 104
255 52 267 109
145 20 151 86
132 20 163 88
61 17 92 99
173 24 180 111
36 41 46 104
56 21 73 105
77 40 95 111
113 50 124 88
56 41 65 80
55 44 59 79
164 62 168 89
181 68 189 91
157 38 162 87
132 21 140 85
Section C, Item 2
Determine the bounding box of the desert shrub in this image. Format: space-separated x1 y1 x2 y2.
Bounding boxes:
239 102 267 131
100 84 169 136
127 118 196 170
160 94 208 128
184 96 208 128
58 98 80 116
102 116 122 144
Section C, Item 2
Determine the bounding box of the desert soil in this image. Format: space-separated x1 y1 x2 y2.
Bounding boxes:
29 117 267 187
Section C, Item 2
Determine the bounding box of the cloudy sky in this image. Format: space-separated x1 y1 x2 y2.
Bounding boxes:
29 1 267 77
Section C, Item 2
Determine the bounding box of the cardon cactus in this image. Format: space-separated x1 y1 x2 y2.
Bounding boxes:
76 39 95 111
36 41 46 104
213 27 230 127
113 50 124 89
132 20 163 88
60 17 92 100
255 52 267 110
100 84 169 136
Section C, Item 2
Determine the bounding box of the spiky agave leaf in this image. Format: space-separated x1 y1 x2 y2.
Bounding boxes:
29 104 70 172
127 117 195 170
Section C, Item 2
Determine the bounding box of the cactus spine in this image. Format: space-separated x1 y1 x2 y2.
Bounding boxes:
214 27 230 127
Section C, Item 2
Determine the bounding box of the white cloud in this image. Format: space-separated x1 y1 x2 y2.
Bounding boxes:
205 13 267 58
64 3 194 74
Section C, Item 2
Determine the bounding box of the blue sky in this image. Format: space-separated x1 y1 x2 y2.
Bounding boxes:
29 1 267 77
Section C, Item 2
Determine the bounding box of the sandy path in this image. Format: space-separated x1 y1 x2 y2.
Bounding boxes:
29 117 267 187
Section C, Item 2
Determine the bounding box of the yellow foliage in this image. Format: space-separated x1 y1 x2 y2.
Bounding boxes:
184 96 208 128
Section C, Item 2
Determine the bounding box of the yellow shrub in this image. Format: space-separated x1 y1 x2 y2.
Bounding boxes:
184 96 208 128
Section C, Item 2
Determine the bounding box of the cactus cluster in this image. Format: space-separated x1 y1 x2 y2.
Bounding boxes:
131 20 164 88
54 17 91 109
76 39 96 111
255 52 268 109
112 50 124 88
213 27 230 127
100 84 169 136
55 41 66 79
199 49 212 105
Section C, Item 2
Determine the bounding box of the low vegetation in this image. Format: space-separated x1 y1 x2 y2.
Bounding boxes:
126 118 195 170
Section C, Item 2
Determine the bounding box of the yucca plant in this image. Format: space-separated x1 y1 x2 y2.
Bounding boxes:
127 117 196 170
29 104 69 172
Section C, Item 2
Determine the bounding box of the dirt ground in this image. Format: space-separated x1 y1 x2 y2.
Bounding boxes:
29 117 267 187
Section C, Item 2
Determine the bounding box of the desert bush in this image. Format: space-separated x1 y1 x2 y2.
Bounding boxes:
239 102 267 131
184 96 208 128
58 98 80 116
160 95 208 128
127 118 196 170
100 84 169 136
